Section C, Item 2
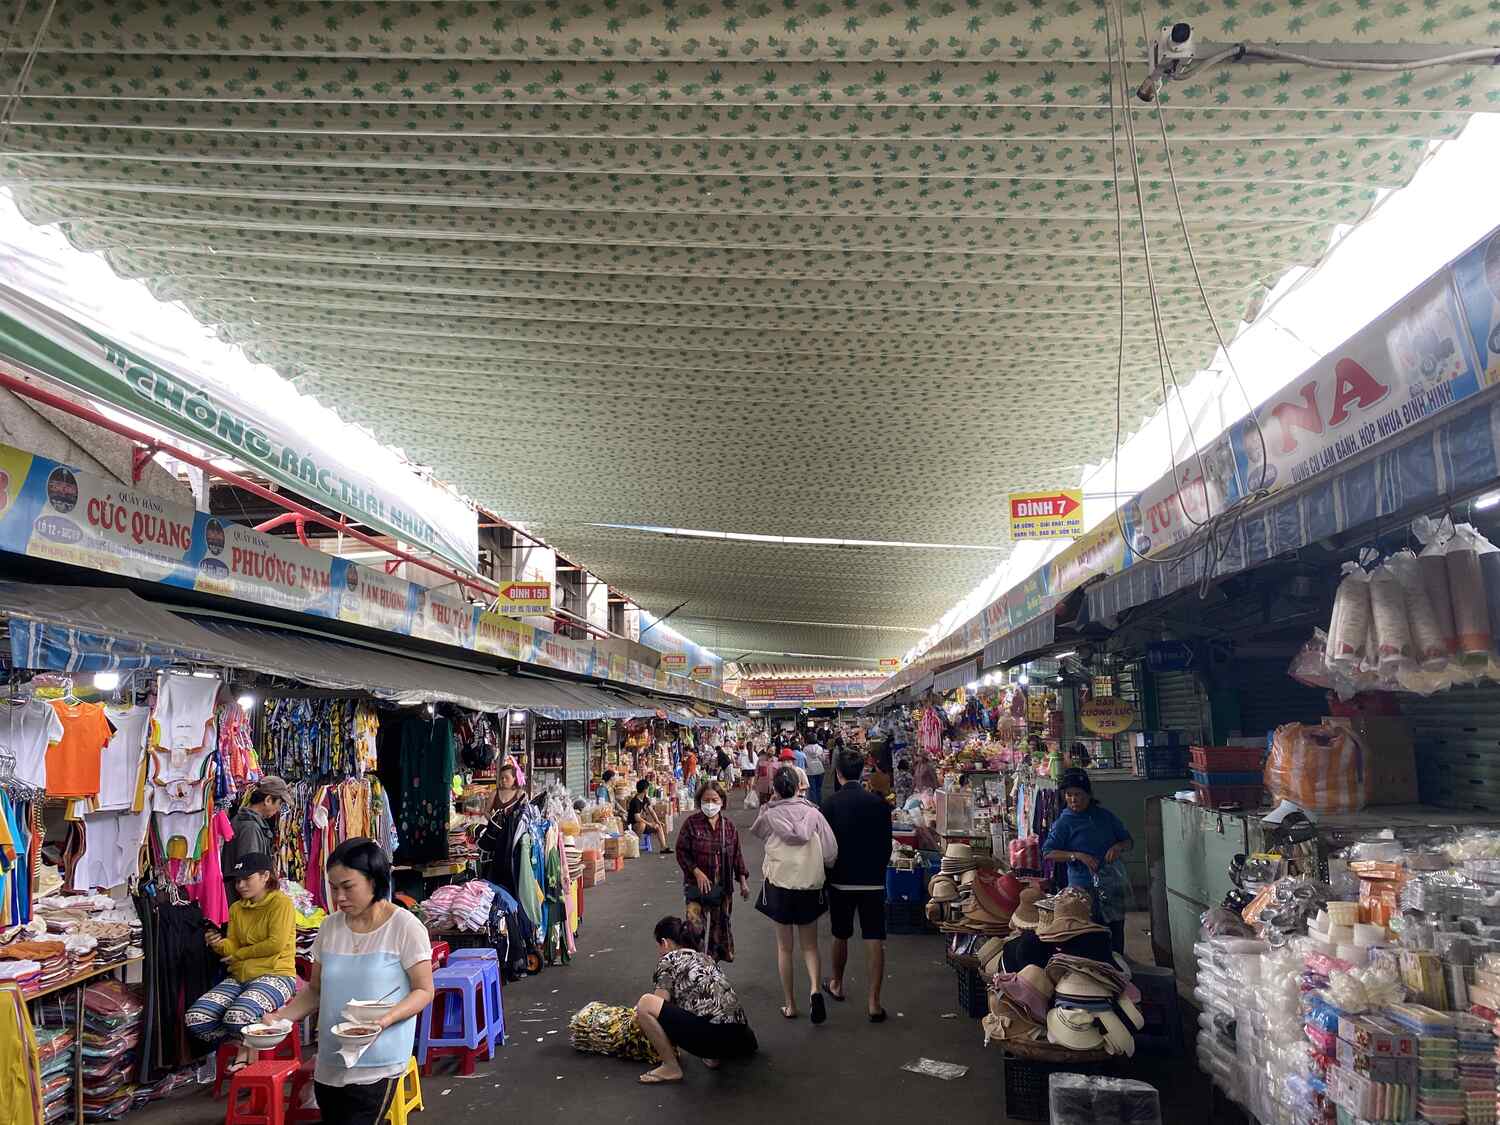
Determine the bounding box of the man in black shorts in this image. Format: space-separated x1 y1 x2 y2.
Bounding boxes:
820 748 893 1021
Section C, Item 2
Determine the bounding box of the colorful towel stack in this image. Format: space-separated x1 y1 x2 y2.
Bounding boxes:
1455 1013 1496 1125
1388 1004 1460 1124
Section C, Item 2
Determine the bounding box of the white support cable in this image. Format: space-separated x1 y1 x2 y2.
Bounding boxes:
1186 42 1500 79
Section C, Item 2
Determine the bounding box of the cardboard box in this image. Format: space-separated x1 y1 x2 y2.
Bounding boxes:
1324 715 1418 805
1338 1014 1415 1057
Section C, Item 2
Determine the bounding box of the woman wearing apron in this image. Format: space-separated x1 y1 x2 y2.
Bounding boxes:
271 838 434 1125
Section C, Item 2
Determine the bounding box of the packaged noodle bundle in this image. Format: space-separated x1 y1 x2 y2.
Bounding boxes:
569 1001 660 1062
1368 562 1412 675
1446 524 1492 664
1326 562 1372 670
1264 722 1366 814
1389 549 1448 670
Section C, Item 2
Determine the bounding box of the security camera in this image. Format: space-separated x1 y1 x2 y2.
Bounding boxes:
1137 21 1195 102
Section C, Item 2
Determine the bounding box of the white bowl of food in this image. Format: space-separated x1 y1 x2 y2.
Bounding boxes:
342 999 396 1025
330 1021 382 1047
241 1021 293 1050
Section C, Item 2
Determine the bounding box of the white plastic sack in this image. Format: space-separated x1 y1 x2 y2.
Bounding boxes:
1448 523 1492 663
1368 562 1412 675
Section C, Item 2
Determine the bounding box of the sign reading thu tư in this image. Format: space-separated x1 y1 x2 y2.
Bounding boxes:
1008 490 1083 540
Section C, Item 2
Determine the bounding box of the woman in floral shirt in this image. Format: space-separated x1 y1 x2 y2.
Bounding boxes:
634 917 758 1084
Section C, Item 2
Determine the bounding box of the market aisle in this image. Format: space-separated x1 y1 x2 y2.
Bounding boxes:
129 806 1211 1125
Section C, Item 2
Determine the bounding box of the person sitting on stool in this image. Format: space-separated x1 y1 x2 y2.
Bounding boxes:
628 778 672 855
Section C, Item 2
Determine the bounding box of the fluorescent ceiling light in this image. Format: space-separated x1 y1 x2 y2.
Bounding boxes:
93 671 120 690
1476 492 1500 511
1052 650 1078 659
593 523 1002 551
237 694 256 710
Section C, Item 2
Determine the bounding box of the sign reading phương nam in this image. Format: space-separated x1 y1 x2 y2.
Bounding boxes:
0 283 480 575
493 581 551 617
1008 490 1083 540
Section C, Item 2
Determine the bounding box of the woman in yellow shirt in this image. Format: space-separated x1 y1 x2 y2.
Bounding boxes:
186 853 298 1071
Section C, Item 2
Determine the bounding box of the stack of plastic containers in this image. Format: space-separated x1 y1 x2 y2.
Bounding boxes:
1386 1003 1460 1124
1455 1012 1496 1124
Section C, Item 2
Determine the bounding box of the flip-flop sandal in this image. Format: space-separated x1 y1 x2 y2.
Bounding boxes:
821 980 846 1002
780 1006 798 1019
226 1060 251 1075
868 1009 888 1024
810 993 828 1025
639 1072 684 1085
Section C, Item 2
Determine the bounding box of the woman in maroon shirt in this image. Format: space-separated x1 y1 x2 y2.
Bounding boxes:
675 781 750 962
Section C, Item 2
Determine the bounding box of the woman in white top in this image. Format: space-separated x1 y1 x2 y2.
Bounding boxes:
271 838 434 1125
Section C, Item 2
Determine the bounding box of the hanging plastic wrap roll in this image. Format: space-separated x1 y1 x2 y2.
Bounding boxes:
1388 549 1448 670
1326 562 1371 671
1413 515 1459 656
1367 562 1412 676
1446 523 1493 663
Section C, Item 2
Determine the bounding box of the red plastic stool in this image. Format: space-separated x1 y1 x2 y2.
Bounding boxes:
429 940 450 968
225 1058 299 1125
214 1033 302 1098
286 1058 320 1125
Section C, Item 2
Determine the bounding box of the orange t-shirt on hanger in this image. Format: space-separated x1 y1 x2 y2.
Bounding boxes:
46 701 115 798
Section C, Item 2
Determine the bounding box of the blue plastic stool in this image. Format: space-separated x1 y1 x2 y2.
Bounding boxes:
448 948 498 963
416 964 501 1076
440 951 504 1042
640 830 654 854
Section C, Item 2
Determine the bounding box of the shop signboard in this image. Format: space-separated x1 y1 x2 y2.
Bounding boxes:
1228 271 1482 496
661 652 689 672
0 283 481 574
1146 640 1194 673
1008 490 1084 540
0 445 197 586
1120 437 1239 563
494 581 552 618
0 439 740 707
1080 697 1135 735
879 657 901 672
1048 520 1128 598
1453 229 1500 387
334 561 415 634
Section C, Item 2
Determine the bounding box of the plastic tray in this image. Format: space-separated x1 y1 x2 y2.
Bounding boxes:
1190 745 1265 772
1190 768 1264 786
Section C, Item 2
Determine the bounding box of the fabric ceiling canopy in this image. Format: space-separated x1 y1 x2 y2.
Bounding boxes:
982 612 1059 669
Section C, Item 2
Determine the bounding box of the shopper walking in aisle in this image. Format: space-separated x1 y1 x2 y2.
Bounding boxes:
820 750 893 1022
738 744 756 790
186 853 298 1071
1042 768 1133 953
222 776 290 900
269 838 433 1125
675 781 750 962
802 731 827 805
752 766 838 1023
476 758 534 898
634 916 759 1085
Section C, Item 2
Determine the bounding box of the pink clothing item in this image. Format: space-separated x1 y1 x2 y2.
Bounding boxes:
188 810 235 925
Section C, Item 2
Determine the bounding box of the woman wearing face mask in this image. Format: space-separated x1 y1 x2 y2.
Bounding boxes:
269 838 434 1125
674 781 750 963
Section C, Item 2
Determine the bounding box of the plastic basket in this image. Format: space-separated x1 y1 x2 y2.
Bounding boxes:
1001 1053 1123 1121
1189 767 1263 787
954 963 988 1018
1190 745 1264 772
1191 781 1265 810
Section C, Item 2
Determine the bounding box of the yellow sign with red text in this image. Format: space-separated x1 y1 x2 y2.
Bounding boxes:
1008 489 1084 541
494 581 551 617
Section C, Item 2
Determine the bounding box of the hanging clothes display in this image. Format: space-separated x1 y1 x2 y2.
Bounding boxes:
396 714 454 864
134 886 219 1081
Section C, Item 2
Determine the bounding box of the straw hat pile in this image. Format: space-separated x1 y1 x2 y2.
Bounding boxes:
925 847 1024 935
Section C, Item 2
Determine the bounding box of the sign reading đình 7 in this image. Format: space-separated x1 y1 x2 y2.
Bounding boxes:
0 283 481 574
1008 490 1083 540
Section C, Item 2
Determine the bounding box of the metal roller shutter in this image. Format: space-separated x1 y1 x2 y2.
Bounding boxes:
1401 684 1500 812
565 721 589 798
1231 660 1327 740
1153 670 1207 745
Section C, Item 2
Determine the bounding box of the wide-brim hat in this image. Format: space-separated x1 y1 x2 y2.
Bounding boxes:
925 900 946 923
960 895 1012 930
928 875 960 903
993 965 1053 1023
976 937 1007 976
1035 895 1109 944
1052 970 1113 1002
982 1007 1045 1047
1010 885 1045 931
1096 1009 1136 1057
1047 1006 1105 1051
944 842 974 863
1046 954 1130 995
974 871 1024 919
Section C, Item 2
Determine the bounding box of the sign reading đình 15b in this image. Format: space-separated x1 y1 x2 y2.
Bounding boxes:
0 283 481 575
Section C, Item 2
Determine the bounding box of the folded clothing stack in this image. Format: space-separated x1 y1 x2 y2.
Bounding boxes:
34 1026 75 1124
79 981 145 1120
0 959 42 989
421 881 496 933
74 921 134 965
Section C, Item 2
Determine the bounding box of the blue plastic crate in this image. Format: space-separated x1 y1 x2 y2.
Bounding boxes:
885 865 928 904
1190 767 1263 786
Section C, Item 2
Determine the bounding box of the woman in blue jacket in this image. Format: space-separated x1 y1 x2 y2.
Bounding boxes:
1042 768 1133 952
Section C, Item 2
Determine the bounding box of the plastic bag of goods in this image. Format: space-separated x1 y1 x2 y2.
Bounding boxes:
622 830 640 859
1447 523 1495 664
1388 549 1449 669
1326 562 1372 671
1048 1075 1161 1125
1287 631 1333 691
568 1002 660 1063
1264 722 1366 814
1367 561 1413 676
1413 515 1459 657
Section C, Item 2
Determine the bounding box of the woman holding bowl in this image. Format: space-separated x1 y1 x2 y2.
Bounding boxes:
269 837 433 1125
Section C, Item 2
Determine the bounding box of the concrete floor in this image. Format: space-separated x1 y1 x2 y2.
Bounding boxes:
127 804 1220 1125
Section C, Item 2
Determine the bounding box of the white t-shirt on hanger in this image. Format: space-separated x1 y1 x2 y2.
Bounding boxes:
1 698 65 789
95 706 150 812
153 675 221 752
